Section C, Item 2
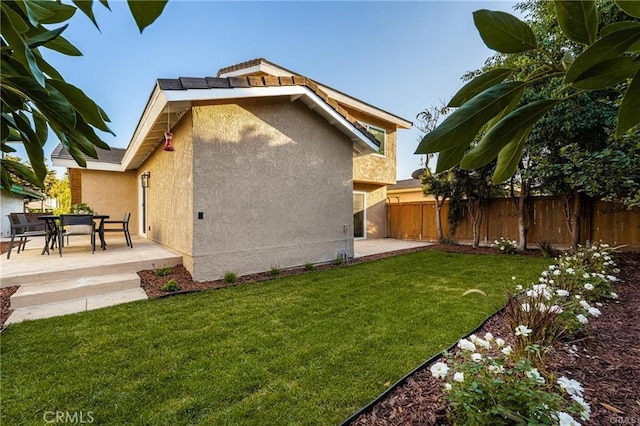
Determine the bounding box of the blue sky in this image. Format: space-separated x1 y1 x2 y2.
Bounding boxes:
40 0 521 180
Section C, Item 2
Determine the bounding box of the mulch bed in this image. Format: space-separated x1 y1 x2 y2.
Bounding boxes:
350 251 640 425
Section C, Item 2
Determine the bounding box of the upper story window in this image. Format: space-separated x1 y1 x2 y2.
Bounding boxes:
365 124 386 156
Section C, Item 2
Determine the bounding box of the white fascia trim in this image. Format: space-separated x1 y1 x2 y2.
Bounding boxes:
160 86 379 154
318 85 413 129
121 85 168 170
52 158 123 172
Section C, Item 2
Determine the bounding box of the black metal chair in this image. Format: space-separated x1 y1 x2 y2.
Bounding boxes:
101 213 132 247
58 214 96 256
6 214 48 259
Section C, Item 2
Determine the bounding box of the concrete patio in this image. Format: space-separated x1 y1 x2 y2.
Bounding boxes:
1 236 430 325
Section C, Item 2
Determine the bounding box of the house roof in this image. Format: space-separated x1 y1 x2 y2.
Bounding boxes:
8 184 44 199
52 144 126 170
52 59 411 172
217 58 413 129
388 178 421 191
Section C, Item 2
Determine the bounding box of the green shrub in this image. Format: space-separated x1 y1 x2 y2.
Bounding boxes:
438 237 458 245
70 203 94 214
161 279 180 292
270 265 281 276
223 271 238 284
493 237 517 254
333 255 344 265
304 262 315 271
431 339 589 425
537 240 555 258
154 266 173 277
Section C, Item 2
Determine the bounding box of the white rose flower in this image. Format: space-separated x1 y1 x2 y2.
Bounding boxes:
576 314 588 324
457 338 476 352
584 283 594 291
515 325 532 337
556 289 570 297
471 353 483 363
430 362 449 379
501 346 513 356
556 411 581 426
558 376 584 397
453 372 464 382
495 338 505 347
588 307 601 317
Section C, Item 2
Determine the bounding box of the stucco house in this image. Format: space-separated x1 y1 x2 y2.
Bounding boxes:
52 59 412 281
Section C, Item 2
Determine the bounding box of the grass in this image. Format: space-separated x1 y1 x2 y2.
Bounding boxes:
0 250 550 425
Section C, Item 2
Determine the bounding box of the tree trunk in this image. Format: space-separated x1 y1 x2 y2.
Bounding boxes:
562 190 582 249
571 190 582 249
468 199 482 247
512 181 530 252
435 198 443 241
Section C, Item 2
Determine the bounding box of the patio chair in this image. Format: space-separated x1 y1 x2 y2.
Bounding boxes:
6 213 48 259
101 213 133 248
58 214 96 256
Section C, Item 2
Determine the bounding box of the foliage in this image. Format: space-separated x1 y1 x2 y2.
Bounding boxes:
493 237 517 254
1 0 167 193
333 254 344 265
433 340 587 425
154 266 173 277
269 265 281 276
161 279 180 293
416 0 640 185
0 250 549 425
537 240 556 258
438 237 458 246
69 202 93 214
506 243 619 362
448 165 494 245
223 271 238 284
304 262 315 271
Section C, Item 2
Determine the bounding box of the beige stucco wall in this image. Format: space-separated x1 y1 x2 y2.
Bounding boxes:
354 183 388 239
138 110 194 267
348 107 397 185
76 169 138 228
190 98 354 281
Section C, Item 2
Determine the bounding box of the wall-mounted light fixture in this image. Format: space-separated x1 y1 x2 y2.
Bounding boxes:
141 172 150 188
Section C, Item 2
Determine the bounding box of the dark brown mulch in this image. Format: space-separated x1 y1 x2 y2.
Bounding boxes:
0 286 19 328
351 252 640 425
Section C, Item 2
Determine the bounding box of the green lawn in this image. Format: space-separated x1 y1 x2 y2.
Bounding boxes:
1 250 550 425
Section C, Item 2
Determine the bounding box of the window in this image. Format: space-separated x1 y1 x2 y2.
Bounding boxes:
365 124 386 156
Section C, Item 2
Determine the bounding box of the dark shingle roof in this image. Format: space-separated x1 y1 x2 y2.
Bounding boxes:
52 144 126 164
388 179 421 190
157 76 382 149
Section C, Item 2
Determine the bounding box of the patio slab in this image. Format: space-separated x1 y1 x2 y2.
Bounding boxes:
354 238 433 258
1 235 182 288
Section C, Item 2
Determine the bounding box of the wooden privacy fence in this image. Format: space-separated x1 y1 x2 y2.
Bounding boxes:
387 196 640 249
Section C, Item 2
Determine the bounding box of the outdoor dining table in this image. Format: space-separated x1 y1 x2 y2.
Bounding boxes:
38 214 110 253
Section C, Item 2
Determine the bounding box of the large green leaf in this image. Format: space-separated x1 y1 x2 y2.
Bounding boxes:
12 112 47 181
44 33 82 56
24 0 76 24
1 158 42 188
473 10 537 53
33 109 49 146
616 70 640 136
601 22 640 52
616 0 640 18
25 25 68 49
48 79 113 134
566 27 640 83
0 4 46 87
461 100 559 170
554 1 598 45
448 68 513 107
127 0 168 33
436 143 468 173
493 127 531 184
72 0 99 30
571 57 640 90
416 82 526 154
5 76 77 129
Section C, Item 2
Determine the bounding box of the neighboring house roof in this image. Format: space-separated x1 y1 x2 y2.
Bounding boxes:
8 184 44 199
217 58 413 129
387 179 421 191
52 145 126 170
